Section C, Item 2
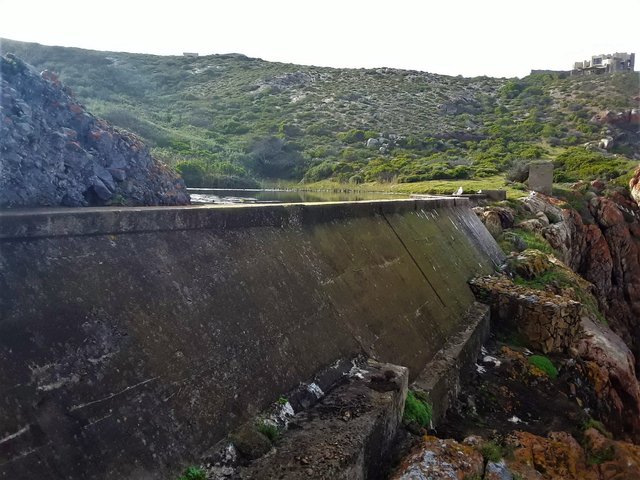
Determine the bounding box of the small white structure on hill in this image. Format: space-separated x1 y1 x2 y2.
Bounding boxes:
183 52 199 58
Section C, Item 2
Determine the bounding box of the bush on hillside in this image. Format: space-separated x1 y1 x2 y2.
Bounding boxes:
505 159 532 183
554 148 632 182
176 161 206 186
337 129 378 144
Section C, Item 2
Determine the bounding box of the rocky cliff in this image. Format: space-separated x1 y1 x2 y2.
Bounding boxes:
0 54 189 207
519 189 640 373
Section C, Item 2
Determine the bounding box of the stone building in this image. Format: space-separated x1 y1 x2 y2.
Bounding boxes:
573 52 635 75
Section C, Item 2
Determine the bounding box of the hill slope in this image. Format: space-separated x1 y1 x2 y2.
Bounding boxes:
1 38 638 189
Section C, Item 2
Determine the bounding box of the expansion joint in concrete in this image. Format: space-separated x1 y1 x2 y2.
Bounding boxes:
382 211 446 308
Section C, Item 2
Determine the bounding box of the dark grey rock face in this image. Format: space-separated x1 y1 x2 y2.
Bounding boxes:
0 54 190 207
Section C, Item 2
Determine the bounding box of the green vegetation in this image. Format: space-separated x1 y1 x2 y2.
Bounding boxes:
528 355 558 379
257 421 280 442
504 240 607 324
502 228 556 256
276 396 289 405
2 39 637 188
554 148 636 182
582 418 612 439
479 441 503 463
513 269 569 290
177 466 206 480
403 390 433 427
586 445 615 465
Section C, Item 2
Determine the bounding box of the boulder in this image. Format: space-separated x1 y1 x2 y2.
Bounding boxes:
474 206 515 238
390 436 484 479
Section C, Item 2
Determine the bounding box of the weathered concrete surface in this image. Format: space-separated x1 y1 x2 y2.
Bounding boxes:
0 198 504 479
528 161 554 196
412 302 490 424
234 360 408 480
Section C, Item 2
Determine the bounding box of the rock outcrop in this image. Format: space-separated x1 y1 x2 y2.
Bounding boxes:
520 191 640 373
631 165 640 207
0 54 189 207
576 315 640 439
509 429 640 480
391 435 484 479
393 430 640 479
470 250 640 442
591 109 640 129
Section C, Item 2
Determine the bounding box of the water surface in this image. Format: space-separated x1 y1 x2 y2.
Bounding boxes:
188 188 410 204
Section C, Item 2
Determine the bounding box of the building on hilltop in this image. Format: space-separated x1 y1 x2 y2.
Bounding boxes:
572 52 635 75
182 52 199 58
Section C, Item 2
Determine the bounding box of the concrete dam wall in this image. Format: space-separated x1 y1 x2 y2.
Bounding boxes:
0 198 504 479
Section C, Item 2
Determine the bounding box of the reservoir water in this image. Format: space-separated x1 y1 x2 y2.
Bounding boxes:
188 188 410 204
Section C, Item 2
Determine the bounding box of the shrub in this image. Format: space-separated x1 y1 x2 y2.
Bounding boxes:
257 421 280 442
337 129 378 144
528 355 558 379
554 148 632 182
349 174 364 184
583 418 612 438
480 441 503 463
505 159 532 183
506 228 555 255
175 161 205 186
177 466 206 480
587 445 615 465
218 119 250 134
246 136 305 179
403 391 433 427
302 161 336 182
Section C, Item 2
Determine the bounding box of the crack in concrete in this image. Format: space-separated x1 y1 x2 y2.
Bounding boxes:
0 425 30 445
69 376 159 412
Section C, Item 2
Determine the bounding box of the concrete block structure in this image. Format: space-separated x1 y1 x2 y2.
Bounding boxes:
528 161 554 195
573 52 635 75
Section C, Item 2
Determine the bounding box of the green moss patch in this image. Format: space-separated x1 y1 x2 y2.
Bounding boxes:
403 390 433 427
528 355 558 379
177 466 206 480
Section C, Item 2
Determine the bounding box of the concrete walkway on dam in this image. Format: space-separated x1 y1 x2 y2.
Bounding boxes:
0 198 504 479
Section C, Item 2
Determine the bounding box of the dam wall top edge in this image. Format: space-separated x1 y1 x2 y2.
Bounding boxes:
0 197 469 240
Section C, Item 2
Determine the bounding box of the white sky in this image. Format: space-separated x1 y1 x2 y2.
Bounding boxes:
1 0 639 78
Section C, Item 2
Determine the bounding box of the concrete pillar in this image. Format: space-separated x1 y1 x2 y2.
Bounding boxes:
528 161 554 195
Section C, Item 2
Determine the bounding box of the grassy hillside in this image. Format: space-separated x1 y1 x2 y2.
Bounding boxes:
1 38 638 190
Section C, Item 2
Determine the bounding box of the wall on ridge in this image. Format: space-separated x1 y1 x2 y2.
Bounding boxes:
0 198 503 479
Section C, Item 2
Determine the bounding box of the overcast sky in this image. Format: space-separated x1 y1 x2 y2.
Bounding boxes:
1 0 639 78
